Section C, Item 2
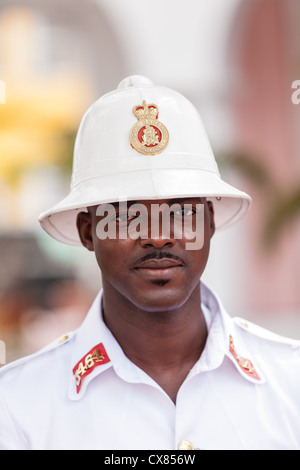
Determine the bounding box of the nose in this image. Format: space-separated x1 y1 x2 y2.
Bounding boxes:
138 218 176 249
139 235 175 250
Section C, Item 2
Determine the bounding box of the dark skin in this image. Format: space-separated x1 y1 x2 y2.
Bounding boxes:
77 198 215 403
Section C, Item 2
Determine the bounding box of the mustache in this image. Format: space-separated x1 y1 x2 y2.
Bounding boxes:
134 251 185 266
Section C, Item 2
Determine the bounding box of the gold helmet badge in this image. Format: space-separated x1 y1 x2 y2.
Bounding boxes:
130 101 169 155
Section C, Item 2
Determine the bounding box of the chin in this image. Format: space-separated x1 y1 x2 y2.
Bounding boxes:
130 282 195 313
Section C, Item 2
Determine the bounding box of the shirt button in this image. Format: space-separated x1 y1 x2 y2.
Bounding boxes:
239 319 249 328
178 440 194 450
58 334 69 343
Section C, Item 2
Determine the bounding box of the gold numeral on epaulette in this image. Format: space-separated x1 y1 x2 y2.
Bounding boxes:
92 349 105 363
74 349 106 386
73 343 110 393
85 354 94 369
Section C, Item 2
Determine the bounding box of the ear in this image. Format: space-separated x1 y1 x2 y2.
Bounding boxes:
207 201 215 238
76 211 94 251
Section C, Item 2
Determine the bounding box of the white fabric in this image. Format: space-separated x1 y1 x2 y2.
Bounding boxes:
0 283 299 450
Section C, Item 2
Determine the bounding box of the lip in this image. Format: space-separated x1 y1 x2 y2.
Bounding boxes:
134 259 183 270
134 258 184 281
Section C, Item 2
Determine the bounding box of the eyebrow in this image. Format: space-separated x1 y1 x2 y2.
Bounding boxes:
113 198 204 206
110 200 139 209
166 198 204 204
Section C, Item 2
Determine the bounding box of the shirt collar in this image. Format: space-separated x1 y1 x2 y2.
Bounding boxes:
68 282 264 400
200 282 265 384
68 294 115 400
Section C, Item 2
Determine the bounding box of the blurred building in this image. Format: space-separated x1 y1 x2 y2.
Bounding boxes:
226 0 300 332
0 0 299 361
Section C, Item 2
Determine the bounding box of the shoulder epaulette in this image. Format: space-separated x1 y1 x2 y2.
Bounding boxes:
234 317 300 348
0 332 74 375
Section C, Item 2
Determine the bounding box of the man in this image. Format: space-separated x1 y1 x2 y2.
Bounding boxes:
0 76 299 450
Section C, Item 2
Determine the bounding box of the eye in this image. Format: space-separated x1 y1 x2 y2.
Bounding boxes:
115 211 142 223
174 206 196 217
115 212 134 223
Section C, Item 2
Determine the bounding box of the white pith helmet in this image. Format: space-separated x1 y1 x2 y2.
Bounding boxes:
38 75 251 245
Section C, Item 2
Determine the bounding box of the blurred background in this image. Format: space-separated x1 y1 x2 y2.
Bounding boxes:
0 0 299 363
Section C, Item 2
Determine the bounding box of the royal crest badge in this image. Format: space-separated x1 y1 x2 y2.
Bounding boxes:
130 101 169 155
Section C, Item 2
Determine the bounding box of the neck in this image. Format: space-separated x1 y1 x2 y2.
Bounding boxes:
101 281 207 402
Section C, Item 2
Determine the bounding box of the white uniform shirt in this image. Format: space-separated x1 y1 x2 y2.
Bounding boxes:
0 283 299 450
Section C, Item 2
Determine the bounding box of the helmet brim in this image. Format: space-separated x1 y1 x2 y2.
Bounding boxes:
39 168 251 245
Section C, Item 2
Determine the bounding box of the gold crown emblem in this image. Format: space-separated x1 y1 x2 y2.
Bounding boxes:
130 101 169 155
133 102 159 120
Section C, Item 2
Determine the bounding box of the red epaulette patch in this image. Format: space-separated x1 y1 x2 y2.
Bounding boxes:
229 335 261 381
73 343 110 393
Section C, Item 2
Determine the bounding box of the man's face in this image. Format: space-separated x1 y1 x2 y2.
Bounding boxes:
77 198 215 313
